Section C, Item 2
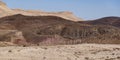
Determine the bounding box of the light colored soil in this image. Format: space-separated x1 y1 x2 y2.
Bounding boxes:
0 1 83 21
0 44 120 60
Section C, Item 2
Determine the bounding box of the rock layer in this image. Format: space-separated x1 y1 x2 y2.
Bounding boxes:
0 14 120 45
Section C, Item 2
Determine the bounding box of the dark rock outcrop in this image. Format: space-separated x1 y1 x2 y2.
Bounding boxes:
78 16 120 28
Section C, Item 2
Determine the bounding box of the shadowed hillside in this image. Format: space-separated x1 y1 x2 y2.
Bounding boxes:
0 15 120 45
78 16 120 28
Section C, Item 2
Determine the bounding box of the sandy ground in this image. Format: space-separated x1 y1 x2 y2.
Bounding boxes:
0 44 120 60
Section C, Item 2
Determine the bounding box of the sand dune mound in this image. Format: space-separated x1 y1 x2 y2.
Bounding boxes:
0 1 82 21
13 9 82 21
0 1 14 16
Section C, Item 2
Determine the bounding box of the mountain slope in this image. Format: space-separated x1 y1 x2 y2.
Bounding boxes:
78 16 120 28
0 14 120 45
0 1 14 16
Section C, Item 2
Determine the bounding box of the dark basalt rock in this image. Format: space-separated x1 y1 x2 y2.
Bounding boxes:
78 16 120 28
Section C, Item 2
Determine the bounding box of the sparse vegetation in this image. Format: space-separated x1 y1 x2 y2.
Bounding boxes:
8 50 12 52
85 57 89 60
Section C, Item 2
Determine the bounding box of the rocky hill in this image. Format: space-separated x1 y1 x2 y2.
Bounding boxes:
78 16 120 28
0 14 120 46
0 1 82 21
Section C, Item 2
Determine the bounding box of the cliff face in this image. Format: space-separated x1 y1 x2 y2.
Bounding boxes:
0 1 83 21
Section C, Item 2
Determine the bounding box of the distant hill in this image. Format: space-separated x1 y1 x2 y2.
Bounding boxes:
78 16 120 28
0 1 83 21
0 1 14 16
0 14 120 45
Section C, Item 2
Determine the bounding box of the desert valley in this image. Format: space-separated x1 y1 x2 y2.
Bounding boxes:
0 1 120 60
